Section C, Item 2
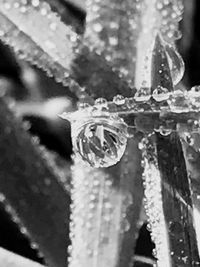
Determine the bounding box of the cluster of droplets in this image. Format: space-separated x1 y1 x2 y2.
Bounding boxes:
62 83 200 168
69 157 134 267
156 0 184 43
139 137 171 267
112 86 200 116
131 85 200 115
168 86 200 113
0 0 84 97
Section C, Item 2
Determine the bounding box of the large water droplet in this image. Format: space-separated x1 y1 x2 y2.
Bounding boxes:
72 117 128 168
165 44 185 85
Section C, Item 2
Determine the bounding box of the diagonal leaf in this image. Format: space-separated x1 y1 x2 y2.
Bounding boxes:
0 0 135 101
149 16 200 265
0 0 82 96
0 97 71 267
0 247 44 267
156 133 200 266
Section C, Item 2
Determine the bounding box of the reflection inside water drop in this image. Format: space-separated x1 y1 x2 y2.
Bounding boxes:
72 117 128 168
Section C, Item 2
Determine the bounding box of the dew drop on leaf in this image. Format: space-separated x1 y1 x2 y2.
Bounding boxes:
165 44 185 85
113 95 125 105
155 126 172 136
94 98 108 107
152 86 170 102
72 117 128 168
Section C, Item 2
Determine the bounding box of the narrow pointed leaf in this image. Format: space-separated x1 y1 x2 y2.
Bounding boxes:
71 45 134 100
156 133 200 266
151 35 173 91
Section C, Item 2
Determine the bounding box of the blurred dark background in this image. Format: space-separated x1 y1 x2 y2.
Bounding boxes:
0 0 199 266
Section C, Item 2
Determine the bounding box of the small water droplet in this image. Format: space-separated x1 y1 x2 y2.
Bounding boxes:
70 34 77 43
41 8 47 15
165 44 185 85
0 30 5 37
146 223 151 231
20 6 27 13
14 2 20 8
94 98 108 107
134 87 151 102
31 0 39 7
104 201 112 210
0 193 5 202
20 226 28 235
93 23 103 32
152 86 170 102
50 22 57 31
4 3 11 9
109 36 118 46
113 95 125 105
104 214 111 222
184 133 194 146
44 178 51 186
31 242 38 249
155 126 172 136
138 139 146 150
68 245 73 254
